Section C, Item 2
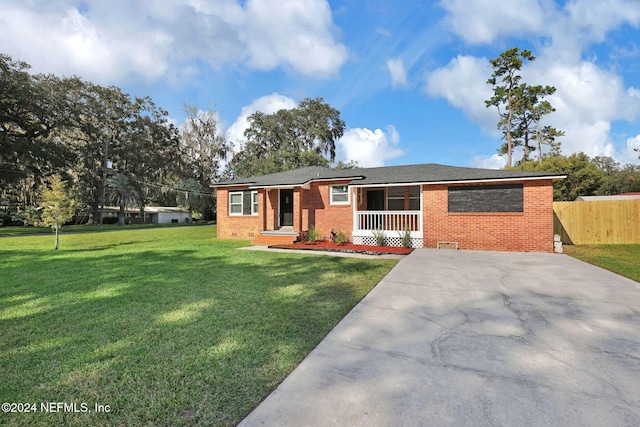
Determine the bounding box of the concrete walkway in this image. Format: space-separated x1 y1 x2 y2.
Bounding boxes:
239 249 640 426
238 245 405 259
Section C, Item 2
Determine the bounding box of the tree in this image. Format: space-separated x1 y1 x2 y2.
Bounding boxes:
1 54 79 212
517 153 604 201
486 48 562 167
230 97 345 178
180 104 229 186
105 173 141 226
39 174 76 250
507 84 564 163
65 83 181 223
593 157 640 195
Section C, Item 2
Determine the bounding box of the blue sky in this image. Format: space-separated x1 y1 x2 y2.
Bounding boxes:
3 0 640 169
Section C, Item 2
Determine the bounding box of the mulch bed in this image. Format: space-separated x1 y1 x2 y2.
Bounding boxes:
268 240 414 255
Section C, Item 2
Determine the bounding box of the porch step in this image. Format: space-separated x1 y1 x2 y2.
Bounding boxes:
252 232 298 246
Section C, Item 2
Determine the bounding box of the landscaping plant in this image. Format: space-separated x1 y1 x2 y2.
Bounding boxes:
307 225 321 243
372 228 385 246
399 226 411 249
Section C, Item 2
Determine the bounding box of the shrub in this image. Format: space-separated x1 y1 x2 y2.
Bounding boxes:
399 226 411 248
307 226 321 243
331 229 348 245
371 228 385 246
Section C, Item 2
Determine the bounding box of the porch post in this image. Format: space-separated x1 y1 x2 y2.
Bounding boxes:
293 188 301 232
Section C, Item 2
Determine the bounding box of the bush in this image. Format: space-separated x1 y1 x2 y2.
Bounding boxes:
399 226 411 248
371 228 385 246
307 226 321 243
331 229 348 245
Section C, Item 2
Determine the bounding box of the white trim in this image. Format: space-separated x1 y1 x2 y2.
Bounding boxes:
349 175 567 188
229 190 259 216
251 190 259 215
251 185 295 190
302 176 363 185
330 184 350 205
228 191 243 216
278 188 294 228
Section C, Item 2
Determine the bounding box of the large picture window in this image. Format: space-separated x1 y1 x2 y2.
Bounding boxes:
448 184 523 213
330 185 349 205
229 190 259 215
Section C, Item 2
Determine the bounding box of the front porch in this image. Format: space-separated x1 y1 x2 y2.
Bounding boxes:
352 210 424 248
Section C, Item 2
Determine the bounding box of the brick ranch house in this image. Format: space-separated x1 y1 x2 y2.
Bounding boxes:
212 164 565 252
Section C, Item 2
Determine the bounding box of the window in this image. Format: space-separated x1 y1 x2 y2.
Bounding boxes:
448 184 523 212
408 186 421 210
229 192 243 215
330 185 349 204
386 186 421 210
252 191 258 215
229 190 259 216
387 186 404 210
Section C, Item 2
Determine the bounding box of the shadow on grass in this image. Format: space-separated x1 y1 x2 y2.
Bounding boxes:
0 242 394 426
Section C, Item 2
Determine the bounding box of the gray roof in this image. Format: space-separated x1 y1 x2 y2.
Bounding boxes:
212 163 565 188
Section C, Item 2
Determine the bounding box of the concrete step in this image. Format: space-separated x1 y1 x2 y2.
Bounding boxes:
252 234 298 246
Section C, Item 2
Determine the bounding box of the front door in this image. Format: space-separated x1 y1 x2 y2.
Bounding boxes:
367 190 385 210
279 189 294 227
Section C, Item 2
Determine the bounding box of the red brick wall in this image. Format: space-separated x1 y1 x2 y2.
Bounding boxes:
301 181 354 240
216 187 263 240
218 179 555 252
422 180 554 252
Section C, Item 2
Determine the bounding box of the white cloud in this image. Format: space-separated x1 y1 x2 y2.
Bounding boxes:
621 135 640 164
440 0 544 44
225 93 297 151
470 154 506 170
0 0 347 84
386 58 407 89
425 55 496 133
336 126 404 168
431 0 640 166
243 0 347 78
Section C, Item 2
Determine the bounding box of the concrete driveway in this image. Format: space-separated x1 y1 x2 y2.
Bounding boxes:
239 249 640 426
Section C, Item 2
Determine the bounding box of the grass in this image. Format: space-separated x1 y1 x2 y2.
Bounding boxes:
0 227 397 426
564 244 640 282
0 221 209 236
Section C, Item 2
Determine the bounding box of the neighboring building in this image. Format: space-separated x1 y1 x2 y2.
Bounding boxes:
103 206 192 224
212 164 565 252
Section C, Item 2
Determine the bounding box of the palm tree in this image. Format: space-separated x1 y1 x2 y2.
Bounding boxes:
106 173 140 226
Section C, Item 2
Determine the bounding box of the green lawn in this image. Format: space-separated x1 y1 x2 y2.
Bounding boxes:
564 244 640 282
0 227 397 426
0 221 208 236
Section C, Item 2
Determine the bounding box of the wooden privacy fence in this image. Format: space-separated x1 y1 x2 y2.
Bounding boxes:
553 200 640 244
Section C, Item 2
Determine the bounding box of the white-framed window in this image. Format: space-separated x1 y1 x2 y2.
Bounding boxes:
251 191 259 215
229 190 259 216
229 192 243 215
330 185 350 205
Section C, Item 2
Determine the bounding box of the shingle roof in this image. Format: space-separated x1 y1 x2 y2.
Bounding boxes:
212 163 565 188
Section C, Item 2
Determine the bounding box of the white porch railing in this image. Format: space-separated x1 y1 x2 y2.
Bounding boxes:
354 210 422 232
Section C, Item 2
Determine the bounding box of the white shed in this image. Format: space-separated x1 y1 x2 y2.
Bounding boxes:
144 207 192 224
